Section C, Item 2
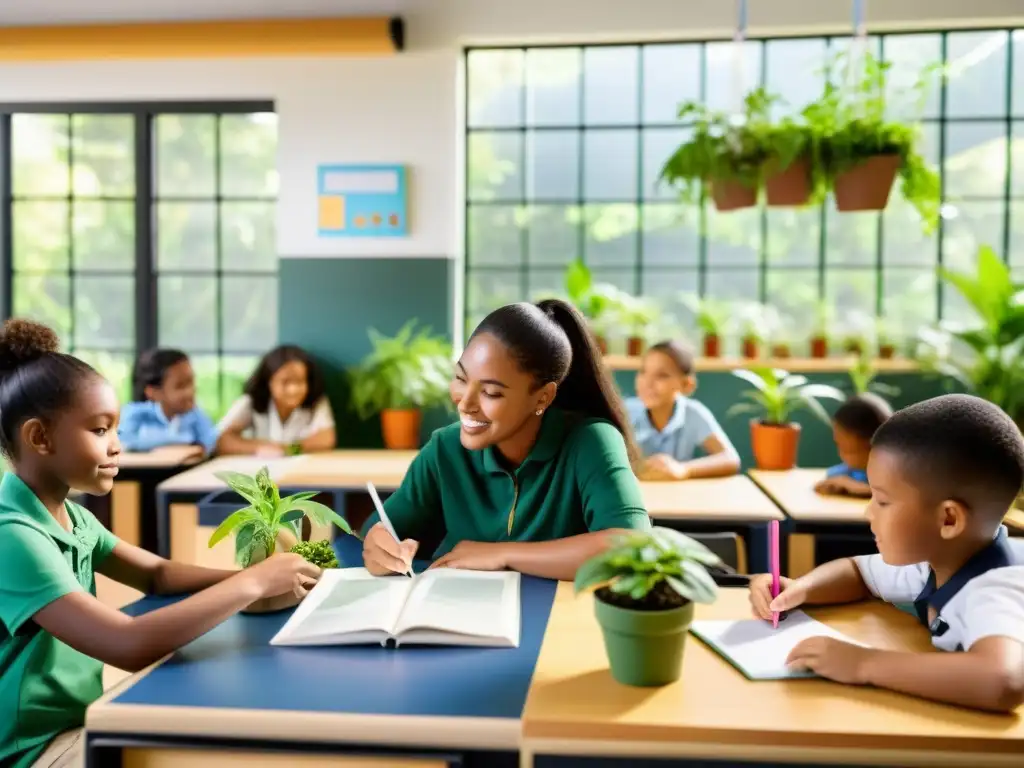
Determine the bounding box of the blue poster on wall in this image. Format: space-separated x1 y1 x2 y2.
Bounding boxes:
317 163 408 237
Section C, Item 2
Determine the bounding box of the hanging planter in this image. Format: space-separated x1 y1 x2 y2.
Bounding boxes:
765 155 813 207
710 179 758 211
833 154 901 211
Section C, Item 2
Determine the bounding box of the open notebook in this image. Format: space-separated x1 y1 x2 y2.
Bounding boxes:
690 610 868 680
270 567 521 648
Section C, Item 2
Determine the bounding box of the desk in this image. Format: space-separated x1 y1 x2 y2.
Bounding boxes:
1006 506 1024 534
521 586 1024 767
86 536 555 768
641 476 783 573
155 451 415 561
750 468 872 578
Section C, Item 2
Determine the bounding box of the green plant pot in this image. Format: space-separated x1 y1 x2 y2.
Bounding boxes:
594 595 695 687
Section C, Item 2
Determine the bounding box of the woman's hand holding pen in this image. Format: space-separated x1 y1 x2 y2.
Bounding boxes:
363 522 418 576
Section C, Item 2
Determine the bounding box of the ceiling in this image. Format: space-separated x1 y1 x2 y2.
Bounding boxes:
0 0 415 25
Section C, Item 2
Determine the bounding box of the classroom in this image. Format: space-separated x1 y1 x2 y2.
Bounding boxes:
0 0 1023 766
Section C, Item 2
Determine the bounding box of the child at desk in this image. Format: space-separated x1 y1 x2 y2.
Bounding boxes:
216 345 336 457
118 348 218 456
814 392 893 498
0 319 321 768
750 394 1024 713
625 340 740 481
360 299 651 581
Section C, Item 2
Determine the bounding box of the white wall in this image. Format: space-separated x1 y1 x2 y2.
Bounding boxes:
0 0 1022 261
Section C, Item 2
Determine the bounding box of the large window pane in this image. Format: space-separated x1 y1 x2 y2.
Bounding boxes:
583 130 637 200
526 205 578 267
221 202 276 272
157 202 216 271
13 201 69 270
468 49 524 129
12 114 69 196
221 276 277 352
526 48 581 127
642 44 700 125
526 130 579 200
159 276 217 351
584 46 639 125
71 114 134 197
220 113 278 197
468 204 523 267
13 274 71 343
945 31 1008 118
73 201 134 271
74 275 134 350
156 114 216 197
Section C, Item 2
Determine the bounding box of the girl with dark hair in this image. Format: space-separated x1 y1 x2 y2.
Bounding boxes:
217 345 335 457
359 299 650 582
626 340 740 481
0 319 320 768
118 348 218 456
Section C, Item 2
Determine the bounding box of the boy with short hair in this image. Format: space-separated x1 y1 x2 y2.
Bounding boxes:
751 394 1024 712
815 393 893 498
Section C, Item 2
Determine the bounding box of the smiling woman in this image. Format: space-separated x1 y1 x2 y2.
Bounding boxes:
359 299 651 582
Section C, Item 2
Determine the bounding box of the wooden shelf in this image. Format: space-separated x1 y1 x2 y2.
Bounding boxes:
603 355 919 373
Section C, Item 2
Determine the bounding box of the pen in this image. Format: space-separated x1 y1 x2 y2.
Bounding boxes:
366 481 413 577
769 519 780 629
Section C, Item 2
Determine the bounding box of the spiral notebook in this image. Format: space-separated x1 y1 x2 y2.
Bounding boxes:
690 610 868 680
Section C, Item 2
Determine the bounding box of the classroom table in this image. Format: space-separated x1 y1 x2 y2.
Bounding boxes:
85 535 554 768
749 468 873 578
1005 505 1024 535
521 586 1024 768
154 451 416 561
640 476 784 573
84 445 205 553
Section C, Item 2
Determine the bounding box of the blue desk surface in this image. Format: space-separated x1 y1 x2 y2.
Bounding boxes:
113 535 557 721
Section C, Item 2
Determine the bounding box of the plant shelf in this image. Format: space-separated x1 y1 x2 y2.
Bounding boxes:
603 355 919 373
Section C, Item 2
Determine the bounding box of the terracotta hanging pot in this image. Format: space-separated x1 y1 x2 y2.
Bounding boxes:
765 156 812 206
834 155 901 212
710 179 757 211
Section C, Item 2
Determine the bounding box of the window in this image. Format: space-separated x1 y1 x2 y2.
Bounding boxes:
1 104 277 418
464 29 1024 345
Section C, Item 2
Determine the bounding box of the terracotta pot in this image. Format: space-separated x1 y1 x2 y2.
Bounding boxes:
742 338 759 359
765 156 812 207
381 408 422 450
833 154 901 212
771 344 791 359
595 335 609 355
750 420 802 471
703 334 720 358
879 344 896 360
626 336 644 357
243 527 302 614
710 179 757 211
810 337 828 359
845 340 864 356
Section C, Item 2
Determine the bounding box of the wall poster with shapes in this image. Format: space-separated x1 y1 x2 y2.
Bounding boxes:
317 163 408 237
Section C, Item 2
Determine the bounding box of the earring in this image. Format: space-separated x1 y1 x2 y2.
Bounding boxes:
535 409 543 416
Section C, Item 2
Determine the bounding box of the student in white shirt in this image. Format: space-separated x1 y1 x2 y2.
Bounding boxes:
217 345 336 457
749 394 1024 713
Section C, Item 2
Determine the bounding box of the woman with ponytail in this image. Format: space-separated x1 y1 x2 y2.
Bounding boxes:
360 299 650 581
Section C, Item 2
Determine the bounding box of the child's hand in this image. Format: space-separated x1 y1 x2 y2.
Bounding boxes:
786 636 874 684
749 573 807 621
638 454 688 481
248 553 322 599
256 442 286 458
363 523 418 576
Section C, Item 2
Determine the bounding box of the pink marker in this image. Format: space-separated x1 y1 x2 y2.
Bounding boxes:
769 519 780 629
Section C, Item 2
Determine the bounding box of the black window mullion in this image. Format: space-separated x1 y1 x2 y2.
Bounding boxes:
215 114 224 408
0 113 11 320
136 110 156 354
67 113 75 351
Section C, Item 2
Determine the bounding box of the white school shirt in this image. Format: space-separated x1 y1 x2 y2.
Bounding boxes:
217 395 335 444
854 526 1024 652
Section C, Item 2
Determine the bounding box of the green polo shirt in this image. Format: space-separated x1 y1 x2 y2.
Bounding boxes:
361 408 651 558
0 473 119 768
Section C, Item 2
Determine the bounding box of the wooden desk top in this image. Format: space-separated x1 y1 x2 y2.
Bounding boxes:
522 586 1024 766
640 475 783 523
1005 506 1024 533
276 450 416 489
117 445 205 470
156 455 303 493
749 468 868 523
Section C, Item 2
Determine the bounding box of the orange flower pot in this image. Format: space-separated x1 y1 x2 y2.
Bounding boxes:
710 179 757 211
834 154 901 212
810 337 828 359
742 338 759 359
627 336 644 357
703 334 721 358
381 408 422 450
765 156 812 206
750 420 801 471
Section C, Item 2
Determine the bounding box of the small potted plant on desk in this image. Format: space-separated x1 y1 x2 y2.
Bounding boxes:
206 466 354 613
575 527 722 687
728 367 845 470
349 319 453 450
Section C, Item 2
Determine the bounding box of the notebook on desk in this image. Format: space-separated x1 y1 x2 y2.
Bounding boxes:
270 567 521 648
690 610 867 680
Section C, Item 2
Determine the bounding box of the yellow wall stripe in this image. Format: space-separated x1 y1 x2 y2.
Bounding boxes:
0 16 404 61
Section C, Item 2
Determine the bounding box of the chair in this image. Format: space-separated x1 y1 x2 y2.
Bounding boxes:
684 531 750 588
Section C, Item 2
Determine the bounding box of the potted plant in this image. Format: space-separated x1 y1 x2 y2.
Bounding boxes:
875 317 898 359
574 526 721 687
349 320 453 449
564 259 628 354
727 367 846 470
805 52 940 228
682 294 730 358
741 329 761 360
618 295 659 357
807 300 833 358
207 466 354 613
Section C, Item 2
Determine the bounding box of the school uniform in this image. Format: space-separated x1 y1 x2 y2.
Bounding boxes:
217 395 334 445
0 474 119 768
855 526 1024 652
359 407 651 557
825 462 868 483
118 400 219 455
625 393 737 461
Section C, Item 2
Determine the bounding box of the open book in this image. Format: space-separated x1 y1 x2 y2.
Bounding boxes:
270 567 521 648
690 610 868 680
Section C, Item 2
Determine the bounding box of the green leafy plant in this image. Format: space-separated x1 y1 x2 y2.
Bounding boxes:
847 356 900 399
207 466 354 568
574 527 722 610
348 320 453 419
564 258 629 324
616 294 660 337
289 539 340 569
727 367 845 426
917 245 1024 427
681 293 731 337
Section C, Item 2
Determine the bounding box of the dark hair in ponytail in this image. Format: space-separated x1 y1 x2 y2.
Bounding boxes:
471 299 638 461
132 348 189 402
0 319 100 459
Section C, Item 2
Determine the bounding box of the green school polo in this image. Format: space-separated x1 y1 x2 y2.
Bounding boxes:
361 407 651 557
0 473 119 768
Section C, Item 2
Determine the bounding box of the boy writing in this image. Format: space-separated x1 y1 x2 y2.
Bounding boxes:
751 394 1024 712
